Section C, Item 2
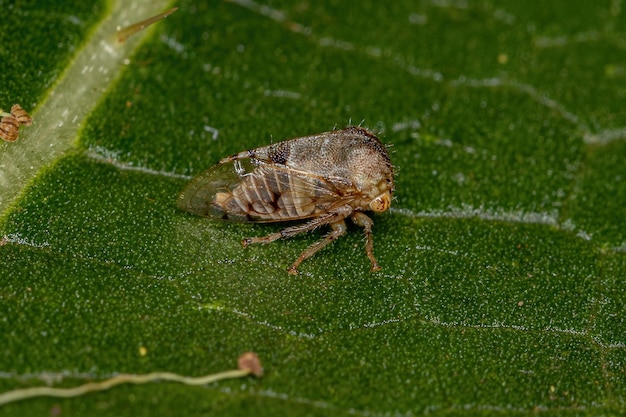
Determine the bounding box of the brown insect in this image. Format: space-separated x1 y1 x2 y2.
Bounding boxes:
0 114 20 142
10 104 33 127
1 104 32 142
177 126 394 275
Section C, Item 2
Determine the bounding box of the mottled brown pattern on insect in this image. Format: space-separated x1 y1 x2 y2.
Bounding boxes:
178 127 394 274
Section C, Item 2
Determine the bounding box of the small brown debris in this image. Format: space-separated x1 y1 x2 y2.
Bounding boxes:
117 7 178 43
1 115 20 142
10 104 32 126
238 351 263 377
1 104 33 142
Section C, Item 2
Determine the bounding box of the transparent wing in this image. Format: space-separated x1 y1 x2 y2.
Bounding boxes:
178 159 357 222
177 158 249 218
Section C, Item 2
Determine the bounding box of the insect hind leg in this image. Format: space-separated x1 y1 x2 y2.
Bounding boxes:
241 214 335 247
287 220 347 275
241 206 353 274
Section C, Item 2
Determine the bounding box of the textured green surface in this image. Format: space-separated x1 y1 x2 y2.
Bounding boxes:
0 1 108 107
1 0 625 415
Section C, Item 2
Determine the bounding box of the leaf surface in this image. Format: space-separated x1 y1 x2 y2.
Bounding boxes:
1 1 625 415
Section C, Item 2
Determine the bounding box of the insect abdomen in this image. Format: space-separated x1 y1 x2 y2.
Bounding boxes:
213 168 321 221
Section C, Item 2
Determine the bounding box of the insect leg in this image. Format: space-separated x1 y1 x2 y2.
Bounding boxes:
242 206 353 274
350 212 381 272
287 220 347 275
242 217 321 247
241 207 348 246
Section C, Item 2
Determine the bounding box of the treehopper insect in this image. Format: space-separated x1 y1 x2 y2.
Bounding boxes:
178 127 394 274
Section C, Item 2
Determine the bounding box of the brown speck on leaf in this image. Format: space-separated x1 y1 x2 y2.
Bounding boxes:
10 104 32 126
1 104 33 142
49 404 62 417
1 115 20 142
238 351 263 377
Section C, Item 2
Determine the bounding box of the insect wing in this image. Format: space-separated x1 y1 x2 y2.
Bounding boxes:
178 159 353 222
177 158 255 219
238 163 345 222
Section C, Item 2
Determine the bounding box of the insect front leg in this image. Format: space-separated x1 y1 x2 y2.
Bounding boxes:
350 212 381 272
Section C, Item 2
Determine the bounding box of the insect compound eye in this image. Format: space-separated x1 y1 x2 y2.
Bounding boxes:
369 191 391 212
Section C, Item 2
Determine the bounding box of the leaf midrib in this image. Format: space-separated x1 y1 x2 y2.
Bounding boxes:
0 0 173 213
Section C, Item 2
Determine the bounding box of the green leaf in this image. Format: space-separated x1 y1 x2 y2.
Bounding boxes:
1 1 625 415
